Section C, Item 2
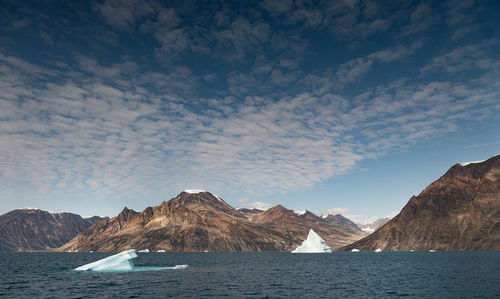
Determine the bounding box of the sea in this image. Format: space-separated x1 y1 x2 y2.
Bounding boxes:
1 252 499 298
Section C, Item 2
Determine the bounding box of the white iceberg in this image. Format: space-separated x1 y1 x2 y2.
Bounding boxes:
138 249 150 253
374 248 382 252
291 229 331 253
74 249 188 272
351 249 360 252
429 249 436 252
156 249 166 252
75 249 137 271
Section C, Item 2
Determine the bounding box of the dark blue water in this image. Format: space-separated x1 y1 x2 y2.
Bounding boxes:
1 252 499 298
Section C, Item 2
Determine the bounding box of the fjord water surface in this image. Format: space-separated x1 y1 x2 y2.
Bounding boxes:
1 252 499 298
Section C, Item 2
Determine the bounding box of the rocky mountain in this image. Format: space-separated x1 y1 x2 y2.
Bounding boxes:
60 191 366 252
246 206 366 249
0 209 106 251
343 154 500 251
323 214 362 234
356 217 391 233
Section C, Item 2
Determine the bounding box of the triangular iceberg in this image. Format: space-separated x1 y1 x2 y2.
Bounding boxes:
291 229 331 253
74 249 188 272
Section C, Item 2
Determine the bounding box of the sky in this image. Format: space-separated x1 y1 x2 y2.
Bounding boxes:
0 0 499 223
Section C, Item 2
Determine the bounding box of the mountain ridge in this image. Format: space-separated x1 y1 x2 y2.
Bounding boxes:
58 192 366 252
0 209 107 251
342 154 500 251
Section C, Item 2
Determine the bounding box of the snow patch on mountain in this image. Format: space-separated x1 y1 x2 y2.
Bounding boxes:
459 160 486 166
183 189 206 194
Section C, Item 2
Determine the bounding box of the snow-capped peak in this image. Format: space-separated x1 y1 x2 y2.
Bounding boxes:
459 160 486 166
183 190 222 201
183 189 206 194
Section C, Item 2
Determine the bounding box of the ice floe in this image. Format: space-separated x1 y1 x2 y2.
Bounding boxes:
138 249 150 253
74 249 188 272
291 229 331 253
351 249 360 252
374 248 382 252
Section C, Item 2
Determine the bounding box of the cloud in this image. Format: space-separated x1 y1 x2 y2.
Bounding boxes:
213 18 271 61
336 58 373 85
11 17 31 29
1 0 500 208
2 47 500 204
95 0 154 30
237 200 273 210
420 38 500 74
260 0 293 15
398 2 439 37
335 40 424 86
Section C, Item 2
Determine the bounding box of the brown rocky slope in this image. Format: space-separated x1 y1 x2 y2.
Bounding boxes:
342 154 500 251
249 206 366 249
59 191 366 252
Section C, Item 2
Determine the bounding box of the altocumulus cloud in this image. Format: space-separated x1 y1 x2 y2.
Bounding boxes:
1 50 499 201
0 0 499 211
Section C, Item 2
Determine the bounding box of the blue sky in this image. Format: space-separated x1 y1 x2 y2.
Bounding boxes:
0 0 499 223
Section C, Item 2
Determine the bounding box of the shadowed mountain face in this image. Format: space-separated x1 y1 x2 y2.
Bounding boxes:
342 154 500 251
0 209 106 251
59 192 366 252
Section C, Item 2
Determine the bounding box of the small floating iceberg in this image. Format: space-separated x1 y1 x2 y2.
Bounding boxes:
429 249 436 252
74 249 188 272
156 249 166 252
138 249 150 253
291 229 331 253
351 249 360 252
374 248 382 252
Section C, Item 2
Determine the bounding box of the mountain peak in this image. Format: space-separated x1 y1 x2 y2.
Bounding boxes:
251 204 302 225
183 189 208 194
173 190 242 218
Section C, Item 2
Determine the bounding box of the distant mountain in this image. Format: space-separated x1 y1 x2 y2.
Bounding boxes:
343 154 500 251
249 206 367 249
60 191 367 252
237 208 264 217
0 209 107 251
323 214 363 234
356 217 391 233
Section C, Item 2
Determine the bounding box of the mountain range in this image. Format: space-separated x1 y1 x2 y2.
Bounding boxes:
0 209 106 251
2 154 499 252
59 191 366 252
